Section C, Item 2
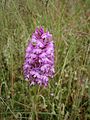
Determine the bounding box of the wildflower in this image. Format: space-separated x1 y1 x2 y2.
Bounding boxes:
23 27 54 86
50 93 54 97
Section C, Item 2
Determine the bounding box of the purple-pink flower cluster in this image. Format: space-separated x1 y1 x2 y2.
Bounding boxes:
23 27 54 86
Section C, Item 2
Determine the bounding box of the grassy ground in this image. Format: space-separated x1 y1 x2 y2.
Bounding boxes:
0 0 90 120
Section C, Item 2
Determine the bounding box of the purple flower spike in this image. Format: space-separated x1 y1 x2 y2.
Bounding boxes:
23 27 55 86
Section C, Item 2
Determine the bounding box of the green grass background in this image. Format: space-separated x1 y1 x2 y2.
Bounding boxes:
0 0 90 120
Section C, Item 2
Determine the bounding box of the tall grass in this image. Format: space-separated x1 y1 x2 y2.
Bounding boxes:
0 0 90 120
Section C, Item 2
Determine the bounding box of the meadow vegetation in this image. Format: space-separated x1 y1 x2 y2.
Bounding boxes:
0 0 90 120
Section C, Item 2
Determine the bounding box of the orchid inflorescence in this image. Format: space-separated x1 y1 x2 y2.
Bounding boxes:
23 27 54 86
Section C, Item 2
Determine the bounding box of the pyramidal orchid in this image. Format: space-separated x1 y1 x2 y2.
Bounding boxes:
23 27 54 87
